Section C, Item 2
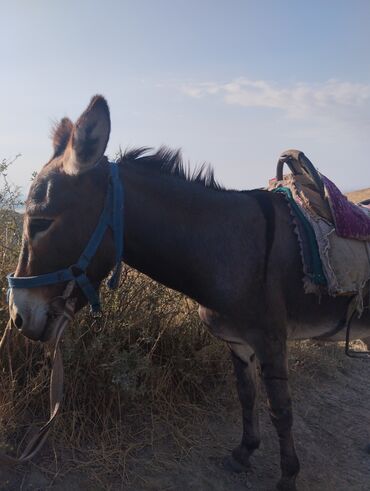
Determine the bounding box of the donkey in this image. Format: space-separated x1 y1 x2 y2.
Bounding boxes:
8 96 370 491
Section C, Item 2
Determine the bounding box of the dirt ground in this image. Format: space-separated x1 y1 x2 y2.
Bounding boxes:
1 341 370 491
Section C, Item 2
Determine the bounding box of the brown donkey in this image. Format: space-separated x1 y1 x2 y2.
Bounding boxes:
9 96 370 490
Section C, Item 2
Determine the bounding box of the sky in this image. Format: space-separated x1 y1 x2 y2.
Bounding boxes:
1 0 370 195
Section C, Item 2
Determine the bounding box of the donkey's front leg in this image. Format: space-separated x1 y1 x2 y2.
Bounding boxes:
257 340 300 491
226 343 260 472
198 307 261 472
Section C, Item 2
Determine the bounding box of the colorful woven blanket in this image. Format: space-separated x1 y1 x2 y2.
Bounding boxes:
273 186 326 288
322 175 370 241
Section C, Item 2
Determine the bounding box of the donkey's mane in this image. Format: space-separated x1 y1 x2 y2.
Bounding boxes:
119 146 223 190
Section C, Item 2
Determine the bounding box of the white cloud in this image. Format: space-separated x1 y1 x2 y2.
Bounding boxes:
181 77 370 122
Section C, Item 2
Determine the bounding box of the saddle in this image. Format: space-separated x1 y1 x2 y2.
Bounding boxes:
271 149 370 237
269 149 370 298
269 150 370 358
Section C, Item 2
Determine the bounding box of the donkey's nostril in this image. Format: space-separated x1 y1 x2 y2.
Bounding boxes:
14 313 23 330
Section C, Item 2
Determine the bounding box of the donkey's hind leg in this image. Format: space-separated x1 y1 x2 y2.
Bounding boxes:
225 342 260 472
256 337 300 491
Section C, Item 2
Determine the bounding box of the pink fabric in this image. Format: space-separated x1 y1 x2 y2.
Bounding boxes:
322 175 370 241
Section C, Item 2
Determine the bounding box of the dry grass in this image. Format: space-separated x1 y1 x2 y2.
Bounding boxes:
0 261 230 487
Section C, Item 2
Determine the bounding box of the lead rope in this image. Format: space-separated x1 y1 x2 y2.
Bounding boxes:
0 302 74 464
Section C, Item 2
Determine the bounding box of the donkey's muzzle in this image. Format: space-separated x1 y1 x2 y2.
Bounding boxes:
9 288 52 341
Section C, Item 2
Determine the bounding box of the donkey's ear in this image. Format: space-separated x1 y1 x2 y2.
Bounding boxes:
63 95 111 175
52 118 73 157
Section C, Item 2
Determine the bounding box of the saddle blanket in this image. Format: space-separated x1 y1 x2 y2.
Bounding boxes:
271 182 370 301
306 214 370 298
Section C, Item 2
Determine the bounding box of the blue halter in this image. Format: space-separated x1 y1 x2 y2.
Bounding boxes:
7 162 124 314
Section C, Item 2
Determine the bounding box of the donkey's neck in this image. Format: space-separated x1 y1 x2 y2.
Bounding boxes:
121 165 263 310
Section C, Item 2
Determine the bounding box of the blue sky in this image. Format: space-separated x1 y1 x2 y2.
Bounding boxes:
1 0 370 194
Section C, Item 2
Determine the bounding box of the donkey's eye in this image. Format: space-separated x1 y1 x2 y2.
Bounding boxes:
29 218 54 239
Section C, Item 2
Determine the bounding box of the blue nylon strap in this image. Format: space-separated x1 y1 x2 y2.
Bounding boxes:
75 183 112 272
74 273 101 313
7 269 75 288
7 162 124 314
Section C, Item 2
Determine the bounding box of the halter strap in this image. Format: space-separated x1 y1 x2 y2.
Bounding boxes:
7 162 124 314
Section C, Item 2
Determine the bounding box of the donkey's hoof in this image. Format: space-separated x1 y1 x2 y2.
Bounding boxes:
276 477 297 491
222 455 250 474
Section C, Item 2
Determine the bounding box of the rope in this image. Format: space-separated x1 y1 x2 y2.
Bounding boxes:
0 306 73 464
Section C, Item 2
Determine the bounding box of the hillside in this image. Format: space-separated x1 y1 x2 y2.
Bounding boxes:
347 187 370 203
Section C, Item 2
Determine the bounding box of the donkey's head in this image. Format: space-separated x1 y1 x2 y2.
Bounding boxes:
9 96 118 341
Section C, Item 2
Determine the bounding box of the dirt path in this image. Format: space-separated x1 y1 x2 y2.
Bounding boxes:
1 342 370 490
124 343 370 491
